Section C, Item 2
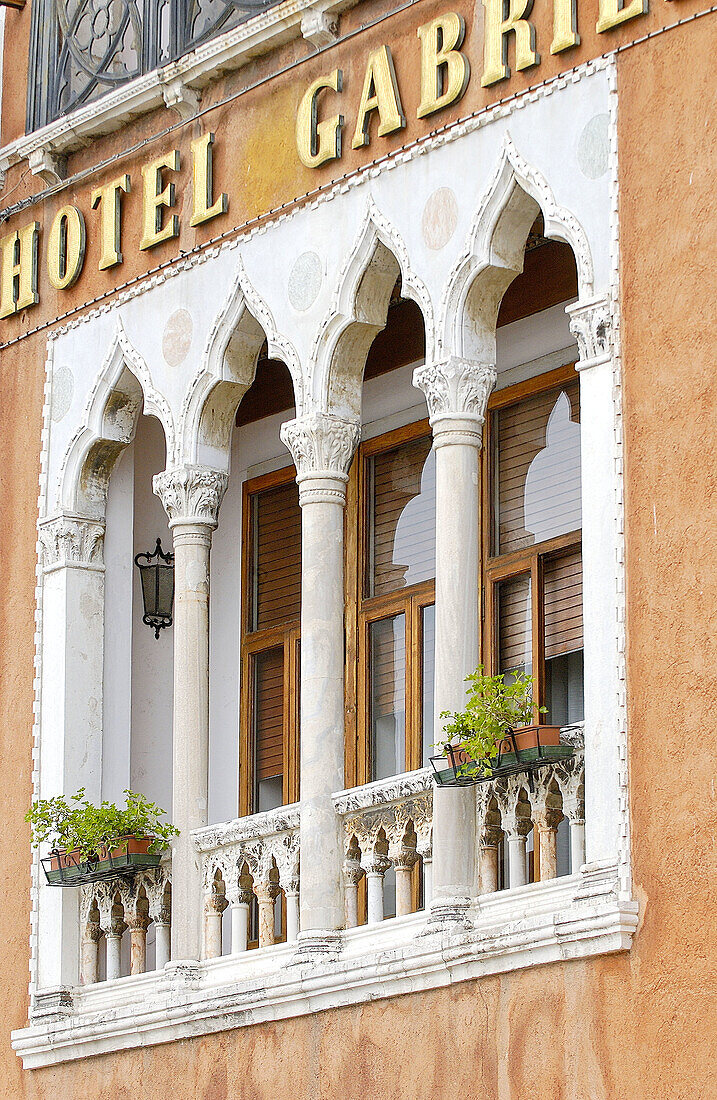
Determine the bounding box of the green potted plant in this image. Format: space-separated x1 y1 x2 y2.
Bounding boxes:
430 666 572 785
26 789 179 886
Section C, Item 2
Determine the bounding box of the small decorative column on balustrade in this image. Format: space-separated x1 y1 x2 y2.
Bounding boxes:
154 466 228 964
564 786 586 873
254 881 281 948
228 882 252 954
343 847 365 929
391 844 418 918
105 914 125 981
533 787 563 882
204 883 228 960
280 413 360 947
153 905 172 970
364 851 391 925
128 910 150 976
80 920 102 986
478 825 502 895
417 835 433 909
414 357 497 924
285 877 300 943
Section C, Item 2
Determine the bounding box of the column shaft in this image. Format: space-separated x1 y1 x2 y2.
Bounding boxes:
171 524 212 960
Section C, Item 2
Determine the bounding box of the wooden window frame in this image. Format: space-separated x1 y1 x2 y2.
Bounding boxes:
239 465 300 819
481 363 582 722
345 419 436 789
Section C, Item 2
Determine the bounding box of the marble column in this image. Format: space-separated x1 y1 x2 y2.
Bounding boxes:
80 922 101 986
414 357 497 925
228 884 252 954
280 413 360 950
154 466 227 963
364 851 390 925
478 825 502 895
391 845 418 917
37 514 106 988
342 854 364 929
254 881 280 948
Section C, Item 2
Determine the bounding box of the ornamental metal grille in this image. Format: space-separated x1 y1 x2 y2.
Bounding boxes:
27 0 281 131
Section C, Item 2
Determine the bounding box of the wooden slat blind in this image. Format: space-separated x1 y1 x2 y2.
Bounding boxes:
370 615 406 719
544 550 583 659
369 436 435 597
494 381 580 556
254 647 284 781
498 574 532 674
251 481 301 631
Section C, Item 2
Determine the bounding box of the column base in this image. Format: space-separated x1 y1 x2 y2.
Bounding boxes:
161 960 202 989
289 930 343 965
420 895 473 935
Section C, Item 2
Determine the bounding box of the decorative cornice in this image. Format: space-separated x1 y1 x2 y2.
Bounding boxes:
280 413 360 502
153 466 228 528
38 514 105 572
567 297 613 371
413 357 497 436
193 803 300 854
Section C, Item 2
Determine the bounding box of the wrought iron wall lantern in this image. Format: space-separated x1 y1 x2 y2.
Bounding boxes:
134 538 174 638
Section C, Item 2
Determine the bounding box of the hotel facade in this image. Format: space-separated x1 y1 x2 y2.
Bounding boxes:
0 0 714 1093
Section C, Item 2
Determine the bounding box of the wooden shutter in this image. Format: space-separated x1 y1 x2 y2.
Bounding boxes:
544 550 583 659
494 380 580 556
498 574 532 673
251 481 301 631
254 647 284 781
369 435 435 597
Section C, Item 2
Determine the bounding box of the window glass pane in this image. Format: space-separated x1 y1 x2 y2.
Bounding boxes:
494 381 581 555
497 574 532 677
370 615 406 780
544 549 584 724
368 437 435 597
253 648 284 811
250 482 301 631
421 604 435 766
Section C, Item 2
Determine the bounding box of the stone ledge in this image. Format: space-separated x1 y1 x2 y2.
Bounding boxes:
12 860 638 1068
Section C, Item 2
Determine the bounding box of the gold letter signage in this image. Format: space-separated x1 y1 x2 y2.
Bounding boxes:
91 174 131 271
47 206 86 291
417 13 470 119
0 222 40 319
296 70 344 168
140 151 181 251
351 45 405 149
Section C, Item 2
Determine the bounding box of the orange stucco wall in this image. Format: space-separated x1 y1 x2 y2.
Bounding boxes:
1 6 716 1098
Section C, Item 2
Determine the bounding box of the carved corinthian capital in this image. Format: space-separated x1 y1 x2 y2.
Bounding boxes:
413 357 497 439
38 514 105 571
280 413 360 505
153 466 228 528
567 297 613 369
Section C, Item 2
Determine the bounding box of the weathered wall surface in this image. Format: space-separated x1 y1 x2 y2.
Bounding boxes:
0 7 716 1100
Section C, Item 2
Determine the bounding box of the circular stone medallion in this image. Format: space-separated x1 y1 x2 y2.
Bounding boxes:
162 309 194 367
577 114 610 180
422 188 459 251
51 365 74 423
288 251 323 312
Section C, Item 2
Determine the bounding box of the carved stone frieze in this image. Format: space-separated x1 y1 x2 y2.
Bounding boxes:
413 357 497 428
38 514 105 570
194 806 300 897
567 298 613 369
280 413 360 486
336 771 433 864
153 466 228 528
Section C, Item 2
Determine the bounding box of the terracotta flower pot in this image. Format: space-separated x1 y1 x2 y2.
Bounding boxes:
98 835 155 861
497 725 561 756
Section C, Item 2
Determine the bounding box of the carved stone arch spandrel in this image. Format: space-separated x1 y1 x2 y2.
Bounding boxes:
439 135 594 365
311 197 434 419
180 257 304 473
57 319 174 520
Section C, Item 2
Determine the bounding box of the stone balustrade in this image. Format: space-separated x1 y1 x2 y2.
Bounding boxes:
79 865 172 984
192 803 300 956
334 770 434 926
476 726 586 894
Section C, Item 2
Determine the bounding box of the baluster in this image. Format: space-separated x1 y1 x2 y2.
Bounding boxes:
127 912 149 976
80 920 102 986
564 793 586 873
229 877 252 954
154 905 172 970
479 825 502 895
364 851 390 925
343 842 364 928
390 844 418 917
285 875 300 943
105 913 125 980
254 880 280 947
204 877 227 960
416 833 433 909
